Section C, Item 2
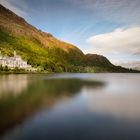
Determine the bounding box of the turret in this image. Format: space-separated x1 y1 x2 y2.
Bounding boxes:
14 50 17 56
0 51 2 59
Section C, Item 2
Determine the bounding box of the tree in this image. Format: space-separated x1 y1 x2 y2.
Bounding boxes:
0 65 3 71
4 66 9 71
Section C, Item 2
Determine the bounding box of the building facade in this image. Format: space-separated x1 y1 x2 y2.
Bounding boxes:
0 51 32 70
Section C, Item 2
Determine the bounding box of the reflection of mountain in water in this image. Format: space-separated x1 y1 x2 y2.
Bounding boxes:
0 76 103 135
0 75 28 96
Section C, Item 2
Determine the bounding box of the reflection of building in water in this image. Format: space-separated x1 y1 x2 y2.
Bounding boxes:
0 75 29 96
0 51 33 70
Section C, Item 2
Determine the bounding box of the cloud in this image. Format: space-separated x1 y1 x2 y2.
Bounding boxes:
122 61 140 69
0 0 27 17
111 59 140 69
86 26 140 55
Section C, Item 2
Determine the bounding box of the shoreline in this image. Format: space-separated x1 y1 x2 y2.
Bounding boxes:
0 71 140 74
0 71 51 74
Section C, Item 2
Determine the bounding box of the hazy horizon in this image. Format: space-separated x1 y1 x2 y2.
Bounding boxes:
0 0 140 69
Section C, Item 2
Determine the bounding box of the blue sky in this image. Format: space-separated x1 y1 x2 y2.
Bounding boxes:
0 0 140 68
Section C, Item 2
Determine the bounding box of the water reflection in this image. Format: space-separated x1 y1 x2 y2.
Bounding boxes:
86 89 140 119
0 76 103 135
0 75 28 97
82 74 140 119
0 74 140 140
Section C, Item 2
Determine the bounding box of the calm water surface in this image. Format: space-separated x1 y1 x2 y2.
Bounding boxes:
0 73 140 140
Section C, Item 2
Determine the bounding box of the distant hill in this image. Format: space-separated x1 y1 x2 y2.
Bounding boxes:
0 4 138 73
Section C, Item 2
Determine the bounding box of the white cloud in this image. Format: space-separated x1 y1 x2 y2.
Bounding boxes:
86 26 140 68
86 26 140 55
111 59 140 69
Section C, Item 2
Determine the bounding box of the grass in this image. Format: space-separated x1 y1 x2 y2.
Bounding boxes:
0 29 139 73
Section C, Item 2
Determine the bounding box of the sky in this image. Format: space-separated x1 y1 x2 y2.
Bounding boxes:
0 0 140 68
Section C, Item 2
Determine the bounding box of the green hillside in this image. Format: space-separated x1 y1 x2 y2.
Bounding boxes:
0 28 84 72
0 4 138 73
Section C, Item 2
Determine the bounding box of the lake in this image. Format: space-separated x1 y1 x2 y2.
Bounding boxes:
0 73 140 140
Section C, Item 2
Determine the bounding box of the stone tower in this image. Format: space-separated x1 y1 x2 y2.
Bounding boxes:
14 50 17 56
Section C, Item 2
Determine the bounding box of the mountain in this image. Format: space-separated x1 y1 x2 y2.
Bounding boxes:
0 4 138 73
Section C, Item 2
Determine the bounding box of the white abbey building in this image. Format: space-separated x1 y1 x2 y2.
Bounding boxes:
0 51 33 70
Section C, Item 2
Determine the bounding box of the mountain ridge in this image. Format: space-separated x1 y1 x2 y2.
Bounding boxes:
0 4 82 52
0 4 138 73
